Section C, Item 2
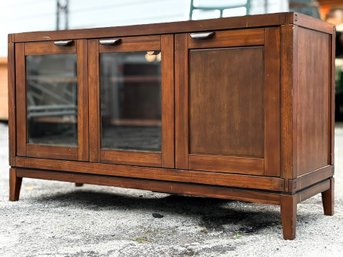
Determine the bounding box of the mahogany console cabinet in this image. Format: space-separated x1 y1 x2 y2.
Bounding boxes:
8 12 335 240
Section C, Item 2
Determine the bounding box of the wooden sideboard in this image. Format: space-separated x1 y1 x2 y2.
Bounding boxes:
8 12 335 240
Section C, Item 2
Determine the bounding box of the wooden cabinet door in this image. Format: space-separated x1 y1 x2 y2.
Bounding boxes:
16 40 88 161
88 35 174 168
175 28 281 177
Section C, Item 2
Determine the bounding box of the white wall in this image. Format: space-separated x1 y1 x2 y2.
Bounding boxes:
0 0 289 57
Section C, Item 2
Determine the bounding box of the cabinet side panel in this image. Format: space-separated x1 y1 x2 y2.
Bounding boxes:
295 27 330 176
330 31 335 166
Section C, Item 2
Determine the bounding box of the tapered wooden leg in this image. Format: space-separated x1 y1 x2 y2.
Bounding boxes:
321 177 334 216
280 194 297 240
75 183 84 187
9 168 23 201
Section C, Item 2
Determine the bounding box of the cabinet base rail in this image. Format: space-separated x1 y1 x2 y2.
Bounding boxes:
9 167 334 240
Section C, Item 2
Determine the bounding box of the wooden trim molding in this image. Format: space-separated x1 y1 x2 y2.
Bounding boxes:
280 24 296 180
26 144 78 160
175 33 189 169
11 13 334 43
264 27 281 177
161 34 175 168
187 28 265 49
13 168 333 208
24 41 75 55
8 35 16 165
189 154 264 175
10 13 292 43
77 40 89 161
99 35 160 52
295 179 330 203
15 168 282 205
292 12 335 34
287 166 333 192
14 157 284 191
15 43 26 157
100 150 161 167
88 39 100 162
330 30 335 166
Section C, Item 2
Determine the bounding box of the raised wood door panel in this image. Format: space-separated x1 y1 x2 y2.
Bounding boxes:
15 40 89 161
176 28 281 177
88 35 174 168
189 47 264 158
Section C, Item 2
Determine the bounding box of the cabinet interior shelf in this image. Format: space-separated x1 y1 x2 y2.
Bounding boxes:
27 76 77 84
108 118 161 127
26 75 161 84
109 75 161 83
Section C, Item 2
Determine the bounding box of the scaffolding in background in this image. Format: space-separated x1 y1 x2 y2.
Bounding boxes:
189 0 253 19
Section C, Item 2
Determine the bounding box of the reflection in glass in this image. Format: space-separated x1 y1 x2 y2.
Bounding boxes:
100 51 161 151
26 54 78 146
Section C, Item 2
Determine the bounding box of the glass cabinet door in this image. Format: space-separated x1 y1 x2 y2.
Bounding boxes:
100 51 162 152
16 40 88 161
26 54 78 146
88 35 174 167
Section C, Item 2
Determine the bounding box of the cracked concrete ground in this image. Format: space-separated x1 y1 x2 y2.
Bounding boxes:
0 122 342 257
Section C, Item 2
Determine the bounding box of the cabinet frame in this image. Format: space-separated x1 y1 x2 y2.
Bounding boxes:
15 40 89 161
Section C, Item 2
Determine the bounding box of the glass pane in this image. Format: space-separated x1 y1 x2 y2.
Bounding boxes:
26 54 78 146
100 51 161 151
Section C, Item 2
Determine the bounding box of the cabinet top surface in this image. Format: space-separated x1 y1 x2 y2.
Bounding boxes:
9 12 334 43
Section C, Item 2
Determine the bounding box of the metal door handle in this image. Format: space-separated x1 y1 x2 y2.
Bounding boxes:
54 40 73 46
99 38 121 45
190 32 215 39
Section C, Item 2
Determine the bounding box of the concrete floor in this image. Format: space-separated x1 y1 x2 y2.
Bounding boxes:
0 122 342 257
